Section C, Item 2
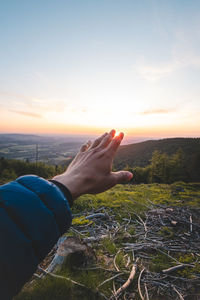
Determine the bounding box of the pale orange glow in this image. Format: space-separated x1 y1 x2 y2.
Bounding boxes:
1 108 199 138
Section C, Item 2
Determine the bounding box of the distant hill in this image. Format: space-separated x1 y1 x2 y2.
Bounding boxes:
114 138 200 180
0 134 47 144
0 134 86 164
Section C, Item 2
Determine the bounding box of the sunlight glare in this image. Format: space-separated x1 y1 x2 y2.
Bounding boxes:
114 131 120 137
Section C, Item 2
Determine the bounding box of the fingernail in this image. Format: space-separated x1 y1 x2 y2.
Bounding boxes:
111 129 116 137
119 132 124 139
127 172 133 180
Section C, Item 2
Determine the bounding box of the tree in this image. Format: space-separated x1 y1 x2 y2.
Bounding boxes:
169 148 186 182
132 166 150 183
149 151 170 183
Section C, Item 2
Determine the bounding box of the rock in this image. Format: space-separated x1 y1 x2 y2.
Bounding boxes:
46 236 94 273
166 208 173 212
171 220 177 226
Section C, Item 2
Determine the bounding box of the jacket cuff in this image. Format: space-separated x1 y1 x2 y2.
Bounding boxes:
49 180 73 207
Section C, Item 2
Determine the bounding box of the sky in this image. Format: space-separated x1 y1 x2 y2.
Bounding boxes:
0 0 200 138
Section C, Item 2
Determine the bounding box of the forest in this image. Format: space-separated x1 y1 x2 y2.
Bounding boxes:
0 157 64 184
127 148 200 184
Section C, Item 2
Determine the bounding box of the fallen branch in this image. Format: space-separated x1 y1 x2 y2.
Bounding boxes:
138 268 145 300
162 264 194 274
173 286 184 300
110 258 139 299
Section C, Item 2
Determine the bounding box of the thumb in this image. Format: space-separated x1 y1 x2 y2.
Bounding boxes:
113 171 133 184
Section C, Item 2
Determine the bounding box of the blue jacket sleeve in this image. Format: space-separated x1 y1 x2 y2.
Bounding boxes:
0 175 72 300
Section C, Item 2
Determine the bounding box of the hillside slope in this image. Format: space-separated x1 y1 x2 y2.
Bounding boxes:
114 138 200 180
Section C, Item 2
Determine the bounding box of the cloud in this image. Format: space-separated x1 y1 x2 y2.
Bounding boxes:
137 60 181 81
137 24 200 81
140 108 175 115
137 51 200 81
0 90 68 114
10 110 42 118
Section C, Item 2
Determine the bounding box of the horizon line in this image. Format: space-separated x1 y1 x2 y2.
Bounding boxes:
0 131 199 139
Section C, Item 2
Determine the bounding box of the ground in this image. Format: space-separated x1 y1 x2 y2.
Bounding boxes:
15 182 200 300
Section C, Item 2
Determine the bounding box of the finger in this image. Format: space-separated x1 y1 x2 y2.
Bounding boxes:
90 132 108 149
87 140 92 148
98 129 116 149
112 171 133 184
80 140 91 152
107 132 124 154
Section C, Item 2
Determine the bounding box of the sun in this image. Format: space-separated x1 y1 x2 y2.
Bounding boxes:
114 131 120 137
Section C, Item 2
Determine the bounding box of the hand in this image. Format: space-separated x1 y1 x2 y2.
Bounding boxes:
53 129 133 200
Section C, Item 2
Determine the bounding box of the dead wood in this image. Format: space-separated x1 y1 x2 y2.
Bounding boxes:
109 258 139 299
162 264 194 274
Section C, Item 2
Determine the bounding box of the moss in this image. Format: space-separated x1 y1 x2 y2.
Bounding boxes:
159 226 174 238
57 259 113 297
176 254 200 278
14 277 73 300
128 225 135 235
178 254 194 264
115 251 125 269
149 253 173 272
101 238 117 255
72 183 199 218
72 216 92 226
63 229 77 237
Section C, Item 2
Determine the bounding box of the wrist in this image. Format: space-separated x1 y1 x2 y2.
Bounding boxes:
49 179 73 207
52 173 83 200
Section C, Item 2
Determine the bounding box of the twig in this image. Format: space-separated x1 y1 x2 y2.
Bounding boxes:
132 250 135 262
125 255 131 268
33 273 42 278
124 213 132 231
113 280 116 294
138 268 145 300
98 273 124 288
39 267 109 300
162 264 194 274
190 215 193 233
86 213 108 220
137 215 147 234
173 286 184 300
38 267 86 288
70 227 87 237
157 248 180 264
110 258 139 299
113 250 120 272
144 283 150 300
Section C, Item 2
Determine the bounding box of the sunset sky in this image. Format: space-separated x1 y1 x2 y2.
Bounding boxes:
0 0 200 137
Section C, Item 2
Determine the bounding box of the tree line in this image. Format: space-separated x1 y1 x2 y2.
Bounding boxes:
125 148 196 184
0 147 199 185
0 157 65 184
